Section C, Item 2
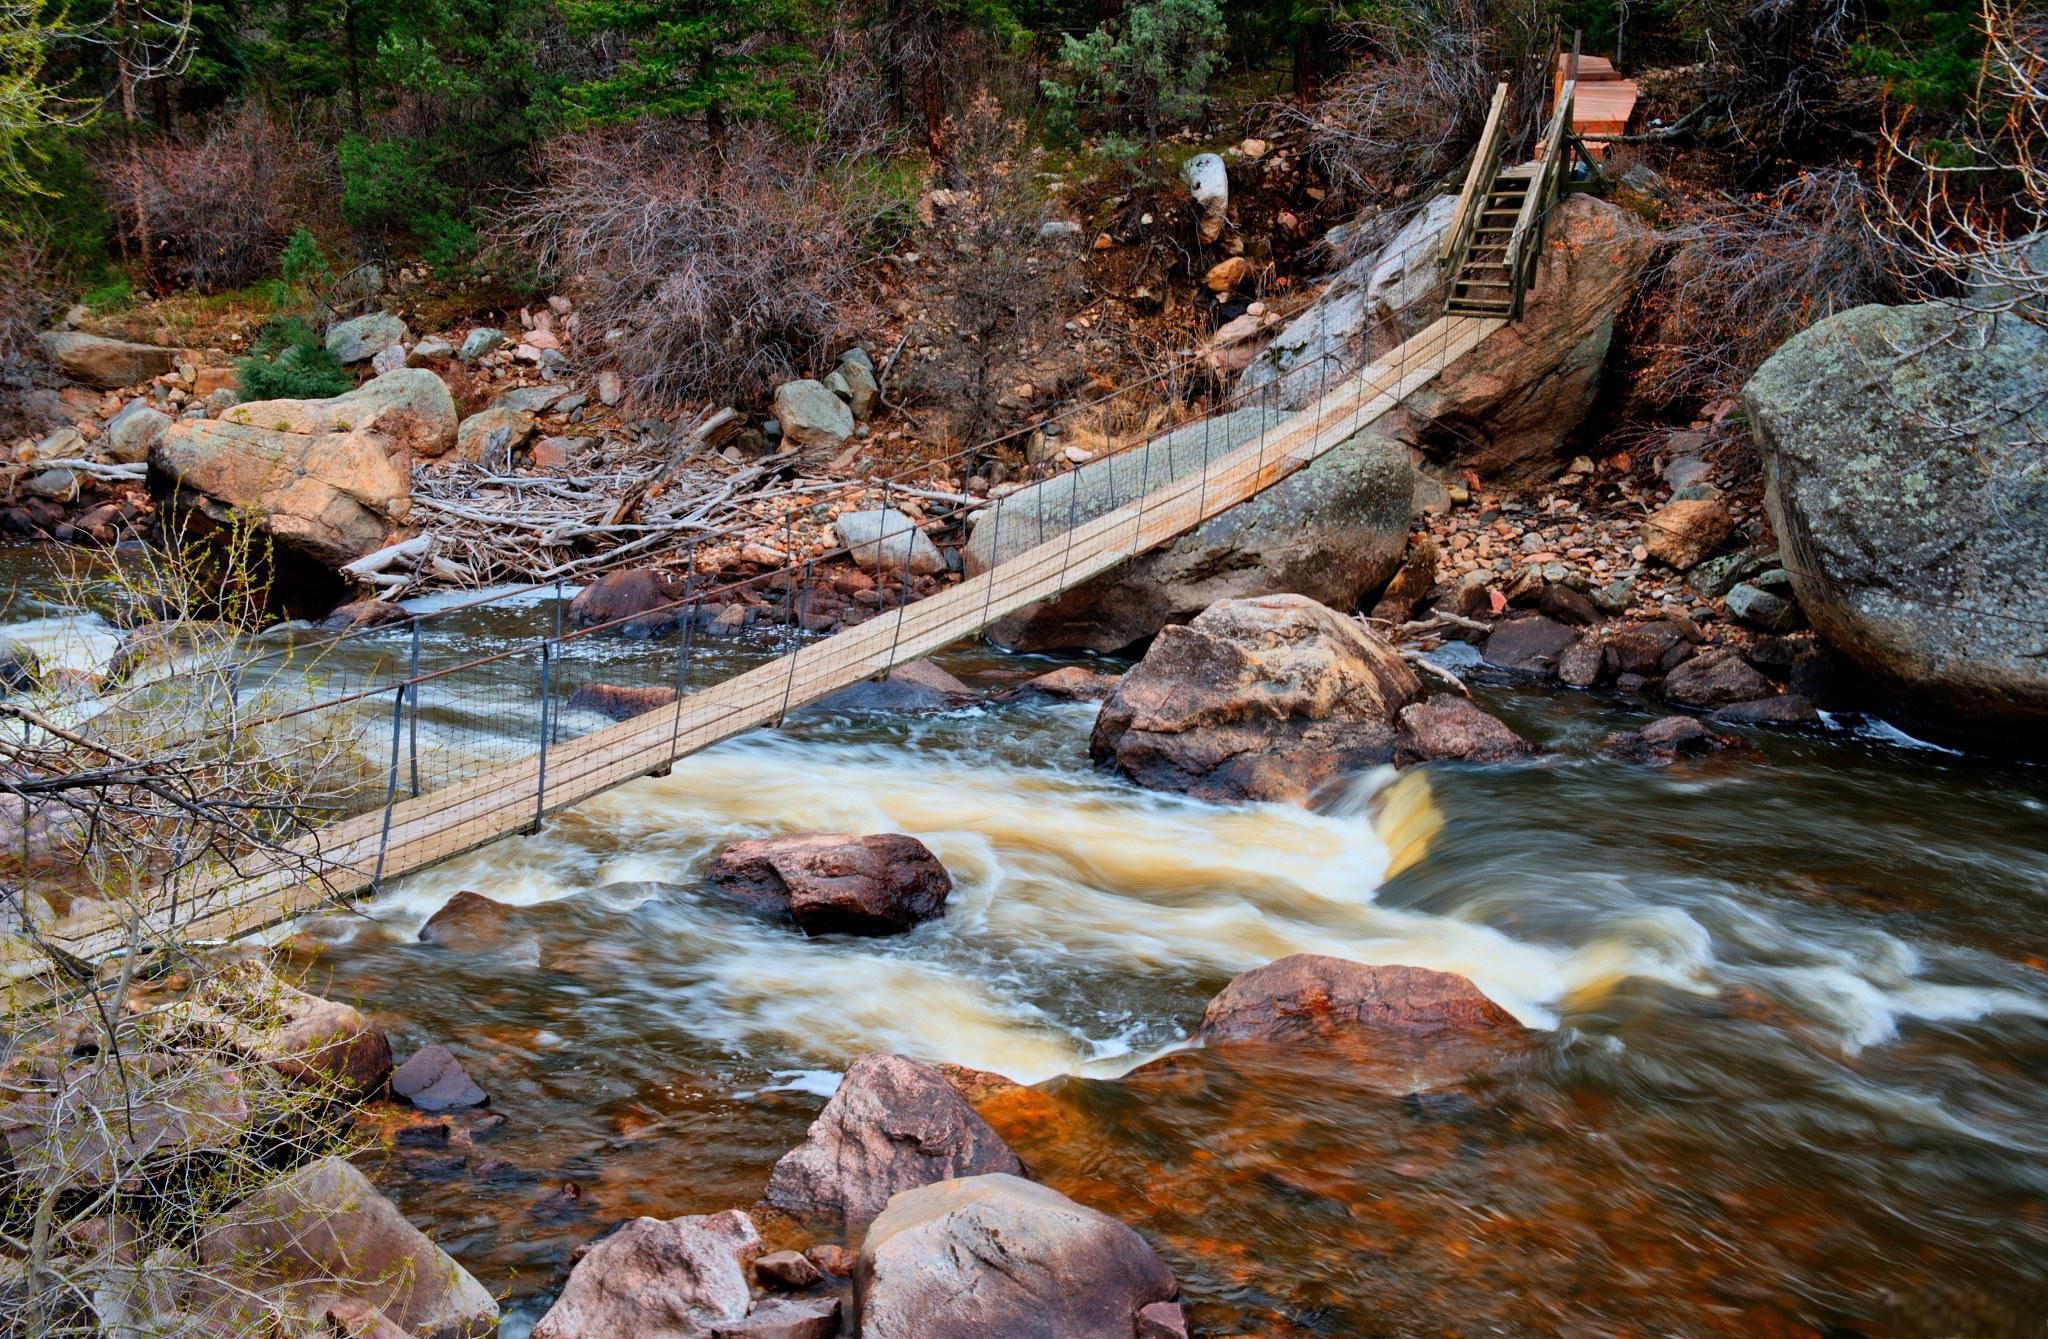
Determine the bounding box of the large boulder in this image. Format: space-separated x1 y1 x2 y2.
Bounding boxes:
531 1210 759 1339
1244 194 1654 479
1 1053 249 1194
1393 694 1535 765
105 400 171 463
36 331 178 388
763 1053 1025 1233
964 409 1415 653
705 833 951 936
1089 593 1423 804
1745 299 2048 753
326 313 408 364
195 1156 497 1338
152 370 454 570
835 509 944 576
1240 195 1460 402
854 1173 1176 1339
1195 954 1519 1046
217 368 455 457
773 380 854 468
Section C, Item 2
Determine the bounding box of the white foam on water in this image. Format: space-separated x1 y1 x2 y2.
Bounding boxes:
1 611 121 675
401 583 580 616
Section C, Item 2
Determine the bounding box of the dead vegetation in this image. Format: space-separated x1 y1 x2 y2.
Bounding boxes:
506 126 887 413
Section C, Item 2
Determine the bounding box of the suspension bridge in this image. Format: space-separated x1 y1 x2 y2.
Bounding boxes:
37 65 1607 969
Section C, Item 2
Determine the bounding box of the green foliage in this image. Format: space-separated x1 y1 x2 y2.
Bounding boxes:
560 0 814 129
237 317 354 399
80 274 134 311
9 127 111 276
1042 0 1228 169
0 0 70 214
415 211 479 271
1849 0 1986 113
339 132 458 238
278 226 332 291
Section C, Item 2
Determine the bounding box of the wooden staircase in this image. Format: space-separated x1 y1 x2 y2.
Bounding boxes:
1445 164 1538 317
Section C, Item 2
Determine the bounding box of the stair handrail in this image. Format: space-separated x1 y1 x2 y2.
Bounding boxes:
1503 77 1575 317
1440 81 1513 279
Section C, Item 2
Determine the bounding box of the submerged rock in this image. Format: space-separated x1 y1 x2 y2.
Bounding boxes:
705 833 950 937
531 1209 759 1339
568 567 690 637
763 1053 1025 1233
1745 297 2048 753
1600 714 1731 764
1091 594 1423 804
854 1173 1176 1339
567 682 682 721
1195 955 1519 1047
391 1044 488 1111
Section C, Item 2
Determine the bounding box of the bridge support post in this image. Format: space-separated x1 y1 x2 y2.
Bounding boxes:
370 683 406 896
532 640 552 834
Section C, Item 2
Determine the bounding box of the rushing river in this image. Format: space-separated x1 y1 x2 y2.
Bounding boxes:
7 547 2048 1337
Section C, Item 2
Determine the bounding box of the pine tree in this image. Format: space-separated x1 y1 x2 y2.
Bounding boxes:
559 0 814 134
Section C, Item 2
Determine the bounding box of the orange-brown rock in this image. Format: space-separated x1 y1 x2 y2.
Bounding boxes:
1194 955 1518 1046
705 834 950 937
567 683 682 721
567 567 690 637
1394 694 1535 766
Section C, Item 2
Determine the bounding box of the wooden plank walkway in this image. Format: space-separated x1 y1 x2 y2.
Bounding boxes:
49 314 1503 961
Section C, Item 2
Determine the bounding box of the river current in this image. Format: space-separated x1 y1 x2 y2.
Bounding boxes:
6 550 2047 1337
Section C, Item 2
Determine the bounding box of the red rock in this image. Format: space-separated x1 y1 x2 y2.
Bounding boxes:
1194 955 1518 1046
887 659 972 699
319 598 411 631
705 834 950 937
1603 620 1694 678
1662 649 1774 708
763 1053 1025 1233
1394 695 1535 766
710 1297 840 1339
753 1249 823 1290
1138 1300 1191 1339
181 960 392 1100
1643 498 1733 570
1481 615 1575 675
1712 694 1821 727
855 1174 1174 1339
1012 666 1122 701
804 1244 856 1277
417 890 524 952
195 1157 496 1338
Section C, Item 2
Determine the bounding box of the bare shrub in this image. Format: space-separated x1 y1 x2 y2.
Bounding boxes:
905 93 1077 454
0 238 52 437
1877 0 2046 326
0 520 389 1339
508 124 881 410
101 104 323 292
1630 169 1905 408
1283 0 1552 212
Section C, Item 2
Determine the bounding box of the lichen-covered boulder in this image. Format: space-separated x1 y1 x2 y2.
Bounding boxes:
1745 299 2048 754
965 410 1415 654
531 1210 759 1339
1090 594 1422 804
